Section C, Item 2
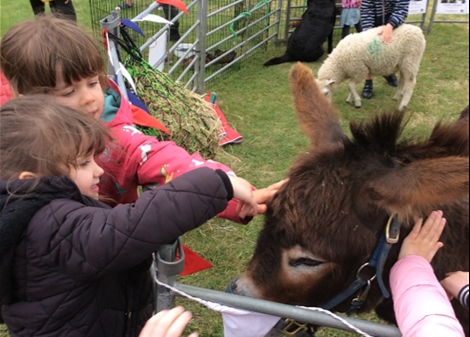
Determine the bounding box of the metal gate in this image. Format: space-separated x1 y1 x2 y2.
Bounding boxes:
153 240 402 337
91 0 282 93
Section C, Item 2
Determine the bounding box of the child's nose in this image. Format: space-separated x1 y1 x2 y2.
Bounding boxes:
81 89 96 105
94 161 104 177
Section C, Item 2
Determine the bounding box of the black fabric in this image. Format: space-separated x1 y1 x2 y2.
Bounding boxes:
0 178 81 257
0 168 230 337
0 177 84 304
29 0 76 21
215 169 233 200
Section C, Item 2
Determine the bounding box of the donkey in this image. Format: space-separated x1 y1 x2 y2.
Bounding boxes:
264 0 337 67
231 63 469 335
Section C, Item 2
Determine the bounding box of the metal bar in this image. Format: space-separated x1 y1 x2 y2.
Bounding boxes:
205 17 278 60
167 36 200 74
101 10 129 101
139 0 199 52
274 0 283 44
431 19 469 23
207 0 245 19
195 0 207 94
427 0 439 33
284 0 293 42
205 32 278 81
132 1 161 21
183 71 199 91
175 283 402 337
205 20 277 68
155 240 184 312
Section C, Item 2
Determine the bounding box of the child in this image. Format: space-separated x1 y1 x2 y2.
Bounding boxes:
339 0 363 39
0 15 281 222
0 95 257 336
390 211 466 337
359 0 410 98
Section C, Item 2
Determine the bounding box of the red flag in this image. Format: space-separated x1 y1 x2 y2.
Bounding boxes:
130 105 171 135
156 0 188 15
179 245 213 276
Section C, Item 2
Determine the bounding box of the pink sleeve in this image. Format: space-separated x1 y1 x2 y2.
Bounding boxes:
0 71 13 105
390 255 465 337
122 131 249 224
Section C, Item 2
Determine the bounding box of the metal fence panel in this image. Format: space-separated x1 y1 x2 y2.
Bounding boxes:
90 0 282 93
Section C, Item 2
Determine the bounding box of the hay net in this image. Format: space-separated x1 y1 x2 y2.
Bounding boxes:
106 26 221 160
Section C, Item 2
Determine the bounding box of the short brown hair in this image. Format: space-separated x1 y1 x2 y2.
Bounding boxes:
0 95 109 180
0 15 106 95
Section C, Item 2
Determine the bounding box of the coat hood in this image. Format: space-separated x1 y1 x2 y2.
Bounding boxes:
0 176 88 257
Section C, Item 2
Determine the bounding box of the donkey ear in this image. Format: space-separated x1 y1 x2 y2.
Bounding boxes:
368 157 469 220
289 62 345 149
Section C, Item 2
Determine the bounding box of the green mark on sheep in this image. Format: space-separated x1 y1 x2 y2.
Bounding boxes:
367 38 382 56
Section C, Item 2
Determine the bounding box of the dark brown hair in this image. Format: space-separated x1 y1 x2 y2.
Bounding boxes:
0 15 106 95
0 95 109 180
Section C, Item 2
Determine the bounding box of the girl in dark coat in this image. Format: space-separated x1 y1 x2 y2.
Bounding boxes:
0 95 257 337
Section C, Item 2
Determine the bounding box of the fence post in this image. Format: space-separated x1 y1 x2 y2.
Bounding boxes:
101 10 129 100
195 0 208 94
154 239 185 312
284 0 293 42
274 0 284 44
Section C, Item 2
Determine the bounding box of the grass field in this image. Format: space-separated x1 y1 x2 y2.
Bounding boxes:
0 1 469 336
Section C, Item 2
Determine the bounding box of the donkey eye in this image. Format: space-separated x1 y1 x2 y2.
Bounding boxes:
289 258 324 267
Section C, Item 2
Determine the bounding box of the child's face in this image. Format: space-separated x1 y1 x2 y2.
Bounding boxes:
68 153 104 200
52 75 104 120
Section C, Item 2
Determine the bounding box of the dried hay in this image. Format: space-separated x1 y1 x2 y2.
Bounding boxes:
126 59 221 160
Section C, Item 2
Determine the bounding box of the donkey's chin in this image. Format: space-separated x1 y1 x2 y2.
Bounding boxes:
227 274 263 299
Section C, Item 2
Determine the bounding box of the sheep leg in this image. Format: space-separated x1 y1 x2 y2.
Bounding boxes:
398 75 417 111
393 72 405 101
348 81 362 108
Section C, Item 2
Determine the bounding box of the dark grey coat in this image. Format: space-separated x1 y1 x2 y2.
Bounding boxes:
0 167 233 337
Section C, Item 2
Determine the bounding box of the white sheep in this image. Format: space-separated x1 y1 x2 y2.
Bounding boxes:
315 24 426 111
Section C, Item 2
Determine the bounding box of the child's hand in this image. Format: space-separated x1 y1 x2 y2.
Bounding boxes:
377 23 394 43
398 210 446 262
252 179 287 214
441 271 469 300
139 306 198 337
228 176 258 219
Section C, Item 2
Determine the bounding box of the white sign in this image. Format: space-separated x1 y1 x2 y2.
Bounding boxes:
148 31 168 72
409 0 429 14
437 0 469 14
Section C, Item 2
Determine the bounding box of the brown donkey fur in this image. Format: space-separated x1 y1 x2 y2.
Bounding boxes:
233 63 469 335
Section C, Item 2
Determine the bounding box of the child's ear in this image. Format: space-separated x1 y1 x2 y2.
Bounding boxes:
18 171 38 180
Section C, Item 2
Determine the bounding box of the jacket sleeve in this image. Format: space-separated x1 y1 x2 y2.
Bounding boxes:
360 0 375 30
390 255 465 337
387 0 410 28
0 71 13 105
38 167 232 280
113 123 249 224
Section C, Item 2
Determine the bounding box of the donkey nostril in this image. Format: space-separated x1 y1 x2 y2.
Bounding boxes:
225 277 240 294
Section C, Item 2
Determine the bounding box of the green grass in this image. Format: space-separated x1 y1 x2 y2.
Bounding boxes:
1 1 469 337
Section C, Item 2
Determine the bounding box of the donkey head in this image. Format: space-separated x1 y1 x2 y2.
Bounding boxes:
232 63 469 316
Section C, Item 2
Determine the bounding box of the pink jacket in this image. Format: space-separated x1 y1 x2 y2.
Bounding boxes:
97 81 246 223
0 71 13 105
390 255 465 337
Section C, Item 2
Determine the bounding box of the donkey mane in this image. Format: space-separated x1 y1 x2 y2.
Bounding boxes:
348 110 469 162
